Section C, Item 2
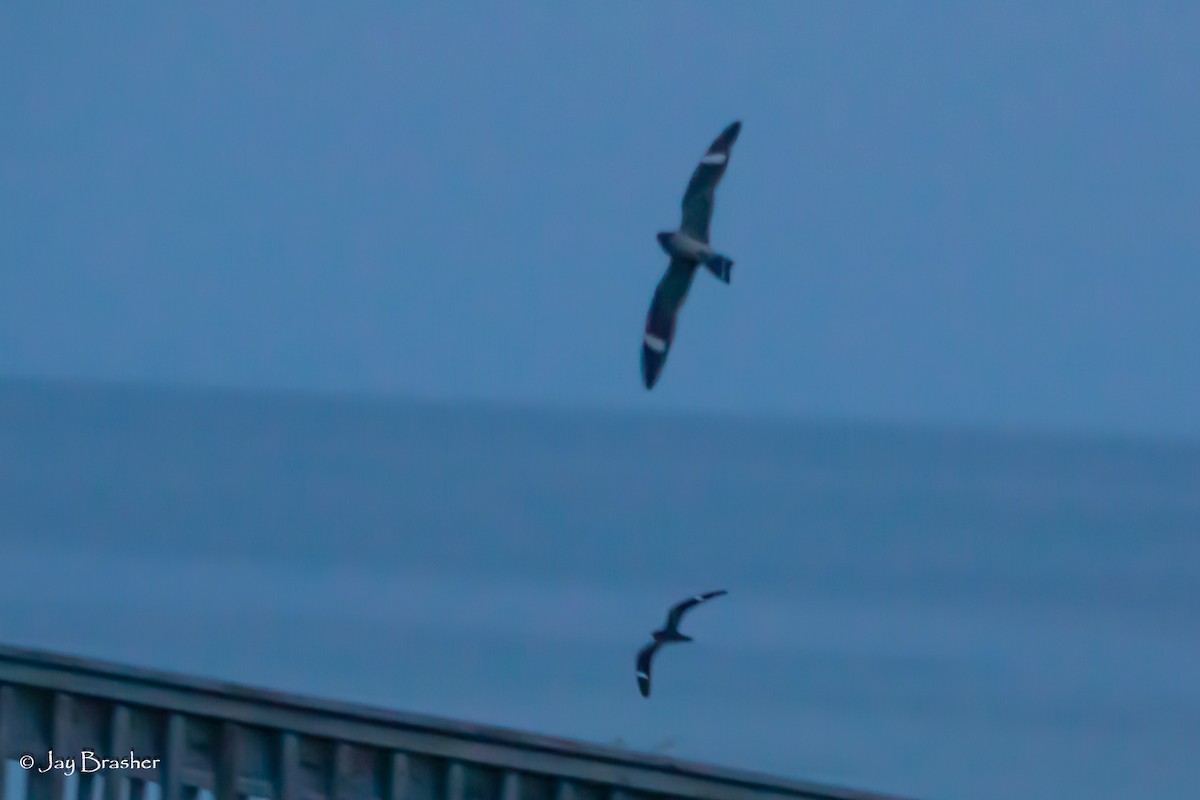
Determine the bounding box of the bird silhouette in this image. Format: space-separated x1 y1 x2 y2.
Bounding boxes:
636 590 727 697
642 121 742 389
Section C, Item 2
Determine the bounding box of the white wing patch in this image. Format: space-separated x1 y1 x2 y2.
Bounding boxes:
644 334 667 353
699 152 727 165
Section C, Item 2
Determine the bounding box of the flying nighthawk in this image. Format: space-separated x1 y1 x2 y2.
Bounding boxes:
641 121 742 389
635 589 727 698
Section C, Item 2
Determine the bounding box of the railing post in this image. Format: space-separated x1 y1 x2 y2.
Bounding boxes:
386 753 410 800
73 694 97 800
553 780 577 800
332 743 352 800
445 762 465 800
217 722 242 800
0 684 10 800
500 772 521 800
162 713 187 800
279 733 300 800
105 705 131 800
26 692 72 800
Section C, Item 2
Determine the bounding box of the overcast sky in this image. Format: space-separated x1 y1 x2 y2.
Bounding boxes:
2 2 1198 439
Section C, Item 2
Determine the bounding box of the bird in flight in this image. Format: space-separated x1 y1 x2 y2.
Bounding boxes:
641 121 742 389
636 590 727 698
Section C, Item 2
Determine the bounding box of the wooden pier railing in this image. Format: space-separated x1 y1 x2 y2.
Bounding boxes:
0 644 907 800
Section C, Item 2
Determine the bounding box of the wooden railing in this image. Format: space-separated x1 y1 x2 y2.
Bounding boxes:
0 644 908 800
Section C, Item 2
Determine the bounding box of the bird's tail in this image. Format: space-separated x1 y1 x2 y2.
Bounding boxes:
702 253 733 284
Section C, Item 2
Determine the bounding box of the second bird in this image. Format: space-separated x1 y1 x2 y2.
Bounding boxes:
641 121 742 389
636 590 728 698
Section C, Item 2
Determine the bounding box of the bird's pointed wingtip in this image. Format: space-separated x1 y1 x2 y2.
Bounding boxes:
641 345 664 389
708 121 740 151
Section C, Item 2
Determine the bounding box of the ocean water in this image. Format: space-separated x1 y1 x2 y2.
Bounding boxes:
1 379 1198 800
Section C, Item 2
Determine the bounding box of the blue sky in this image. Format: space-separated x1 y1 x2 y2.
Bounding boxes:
2 2 1198 438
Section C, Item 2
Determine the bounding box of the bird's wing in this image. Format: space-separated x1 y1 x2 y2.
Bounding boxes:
636 641 660 698
665 589 728 632
641 257 698 389
680 121 741 243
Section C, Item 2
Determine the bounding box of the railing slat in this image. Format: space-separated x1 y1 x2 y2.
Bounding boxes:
279 733 301 800
0 684 11 800
163 713 187 800
105 705 132 800
217 723 242 800
332 743 352 800
500 772 520 800
553 781 575 800
444 762 464 800
387 753 411 800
